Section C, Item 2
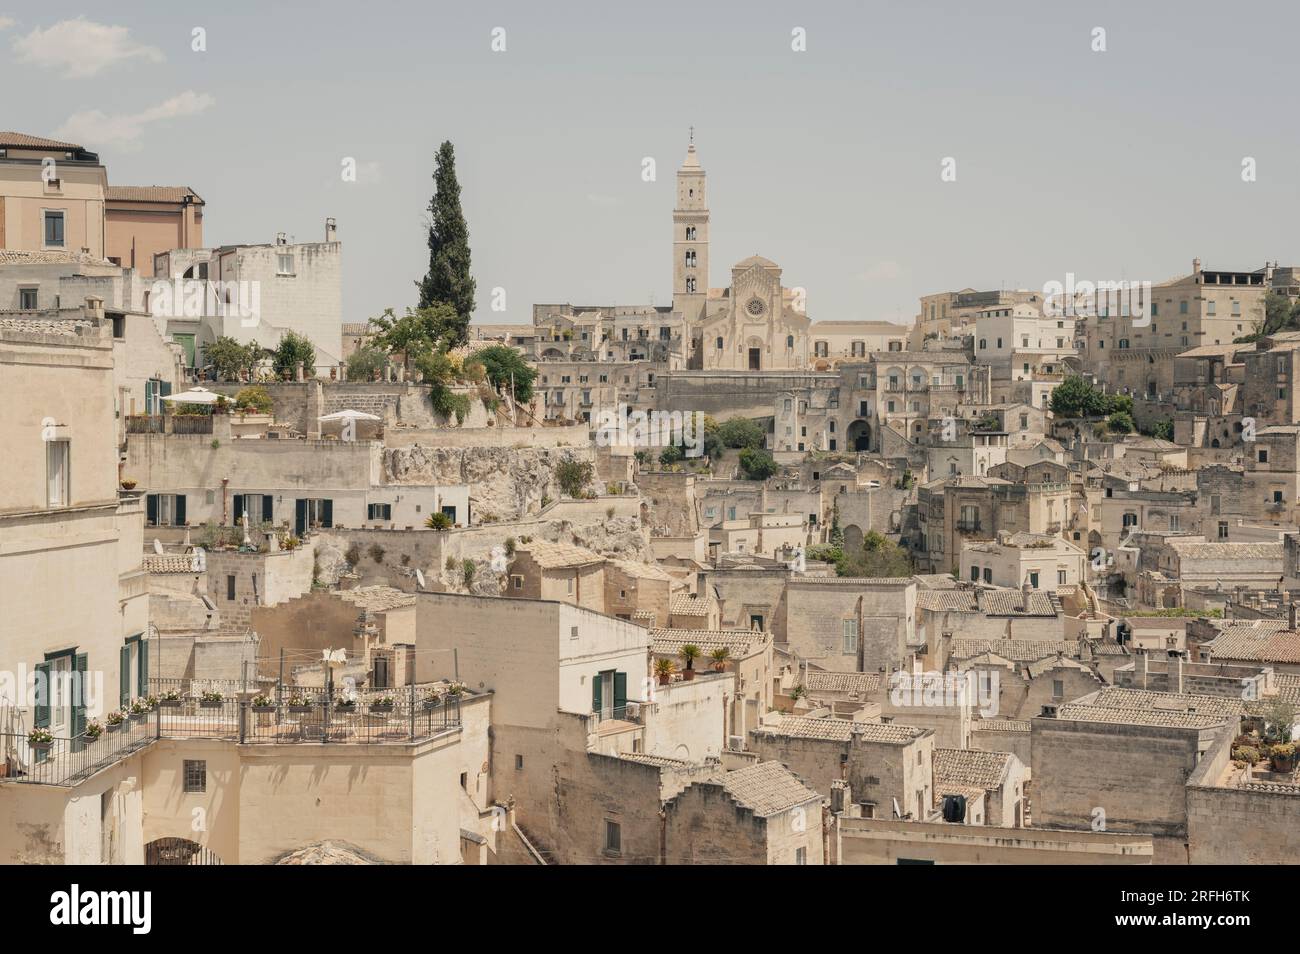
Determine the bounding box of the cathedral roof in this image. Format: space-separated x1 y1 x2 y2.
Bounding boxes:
734 254 779 270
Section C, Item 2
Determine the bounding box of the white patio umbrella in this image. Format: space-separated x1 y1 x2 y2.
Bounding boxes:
317 409 381 422
161 386 220 405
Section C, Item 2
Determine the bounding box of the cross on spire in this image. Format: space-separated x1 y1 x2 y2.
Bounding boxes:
689 125 694 144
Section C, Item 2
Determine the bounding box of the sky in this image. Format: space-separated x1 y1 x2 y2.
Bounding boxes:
4 0 1297 327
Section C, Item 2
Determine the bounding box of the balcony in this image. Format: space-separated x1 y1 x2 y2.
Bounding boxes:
956 519 983 532
1 682 464 786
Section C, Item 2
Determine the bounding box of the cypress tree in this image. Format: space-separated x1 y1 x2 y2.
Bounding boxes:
416 141 476 346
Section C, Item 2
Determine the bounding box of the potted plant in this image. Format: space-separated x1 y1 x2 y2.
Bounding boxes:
159 689 183 708
789 684 808 702
654 658 677 686
199 690 224 709
446 682 466 697
84 720 104 742
287 692 314 714
334 695 357 711
710 647 731 672
27 728 54 754
680 644 701 681
251 694 275 713
369 696 395 714
1270 742 1296 773
120 479 137 490
423 689 442 709
105 711 125 733
128 699 149 721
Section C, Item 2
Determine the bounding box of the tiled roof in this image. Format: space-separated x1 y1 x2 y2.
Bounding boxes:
805 671 883 695
0 316 95 337
607 558 675 582
650 628 763 657
0 248 113 266
917 589 979 612
977 589 1061 617
1083 687 1247 718
1167 540 1285 562
336 585 416 612
948 639 1076 662
934 782 987 808
971 719 1031 733
755 716 925 745
717 762 822 817
618 752 688 768
1239 782 1300 796
1208 626 1300 664
669 593 714 616
933 747 1012 790
1055 704 1229 729
0 132 83 149
787 576 916 586
105 185 203 203
518 540 603 569
143 554 197 574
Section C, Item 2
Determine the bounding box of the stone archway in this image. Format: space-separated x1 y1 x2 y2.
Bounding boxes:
843 525 865 552
848 419 872 451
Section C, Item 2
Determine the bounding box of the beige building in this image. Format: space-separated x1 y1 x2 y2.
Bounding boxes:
961 532 1087 591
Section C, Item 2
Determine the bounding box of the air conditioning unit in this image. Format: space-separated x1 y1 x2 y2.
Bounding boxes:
727 735 744 750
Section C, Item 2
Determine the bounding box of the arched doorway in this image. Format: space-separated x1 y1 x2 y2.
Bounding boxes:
145 837 224 865
843 525 865 553
848 419 872 451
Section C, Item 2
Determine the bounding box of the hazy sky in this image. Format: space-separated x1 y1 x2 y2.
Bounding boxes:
5 0 1297 326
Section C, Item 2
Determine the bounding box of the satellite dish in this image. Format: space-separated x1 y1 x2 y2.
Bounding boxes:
153 539 164 555
415 569 426 590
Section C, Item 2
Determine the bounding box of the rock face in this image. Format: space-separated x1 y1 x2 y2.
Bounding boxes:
384 445 595 521
313 539 350 586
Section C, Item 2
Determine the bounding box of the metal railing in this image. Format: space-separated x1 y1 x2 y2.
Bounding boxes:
3 684 463 785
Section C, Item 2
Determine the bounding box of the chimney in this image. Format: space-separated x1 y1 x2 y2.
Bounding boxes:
1289 601 1297 632
83 296 104 322
1192 257 1202 275
276 232 287 246
1020 581 1033 610
325 217 337 243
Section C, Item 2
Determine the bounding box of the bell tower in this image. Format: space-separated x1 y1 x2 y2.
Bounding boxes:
672 130 709 327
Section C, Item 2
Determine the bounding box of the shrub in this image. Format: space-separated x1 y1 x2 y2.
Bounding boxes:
717 418 765 449
345 543 362 566
738 447 778 481
233 385 273 414
425 512 453 530
1232 745 1261 765
368 543 386 564
462 559 476 588
556 456 594 497
345 345 388 382
445 556 457 571
505 537 517 557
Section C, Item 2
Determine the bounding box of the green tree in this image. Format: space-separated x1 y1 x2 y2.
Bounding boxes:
345 345 388 382
1049 375 1110 418
202 336 260 381
271 331 316 379
467 345 537 405
738 447 778 480
368 304 457 372
717 417 765 449
233 386 272 413
659 444 685 466
416 141 476 346
1108 411 1135 434
835 532 914 578
556 456 594 497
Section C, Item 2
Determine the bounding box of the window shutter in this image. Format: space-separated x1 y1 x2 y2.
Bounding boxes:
613 672 627 712
321 499 333 528
72 653 88 750
34 662 51 728
592 674 602 714
138 639 149 695
295 499 307 535
174 494 186 525
232 494 245 524
262 495 274 522
146 494 158 525
120 645 131 708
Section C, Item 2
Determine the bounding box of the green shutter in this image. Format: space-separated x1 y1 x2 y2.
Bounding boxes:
232 494 245 524
146 494 158 525
174 494 186 525
71 654 88 751
592 673 602 714
262 495 274 522
138 639 149 695
321 499 333 528
614 672 627 713
34 662 51 728
120 645 131 708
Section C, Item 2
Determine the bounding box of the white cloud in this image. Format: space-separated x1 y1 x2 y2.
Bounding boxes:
13 18 163 78
57 91 215 151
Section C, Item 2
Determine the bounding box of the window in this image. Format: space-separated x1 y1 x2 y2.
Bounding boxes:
226 575 236 600
1029 571 1039 589
605 820 621 853
1206 300 1216 316
795 847 807 865
1122 513 1138 528
715 336 724 350
842 619 858 655
183 759 207 793
1259 449 1269 463
1051 680 1064 699
570 625 579 639
512 575 523 589
19 287 38 310
982 567 992 583
1274 491 1284 503
43 211 65 248
277 253 294 275
1218 521 1229 540
515 755 524 770
1180 301 1188 314
1058 569 1067 585
970 566 980 582
367 503 392 521
46 439 69 507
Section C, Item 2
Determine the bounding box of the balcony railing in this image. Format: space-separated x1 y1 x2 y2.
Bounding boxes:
956 519 983 532
1 685 463 786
